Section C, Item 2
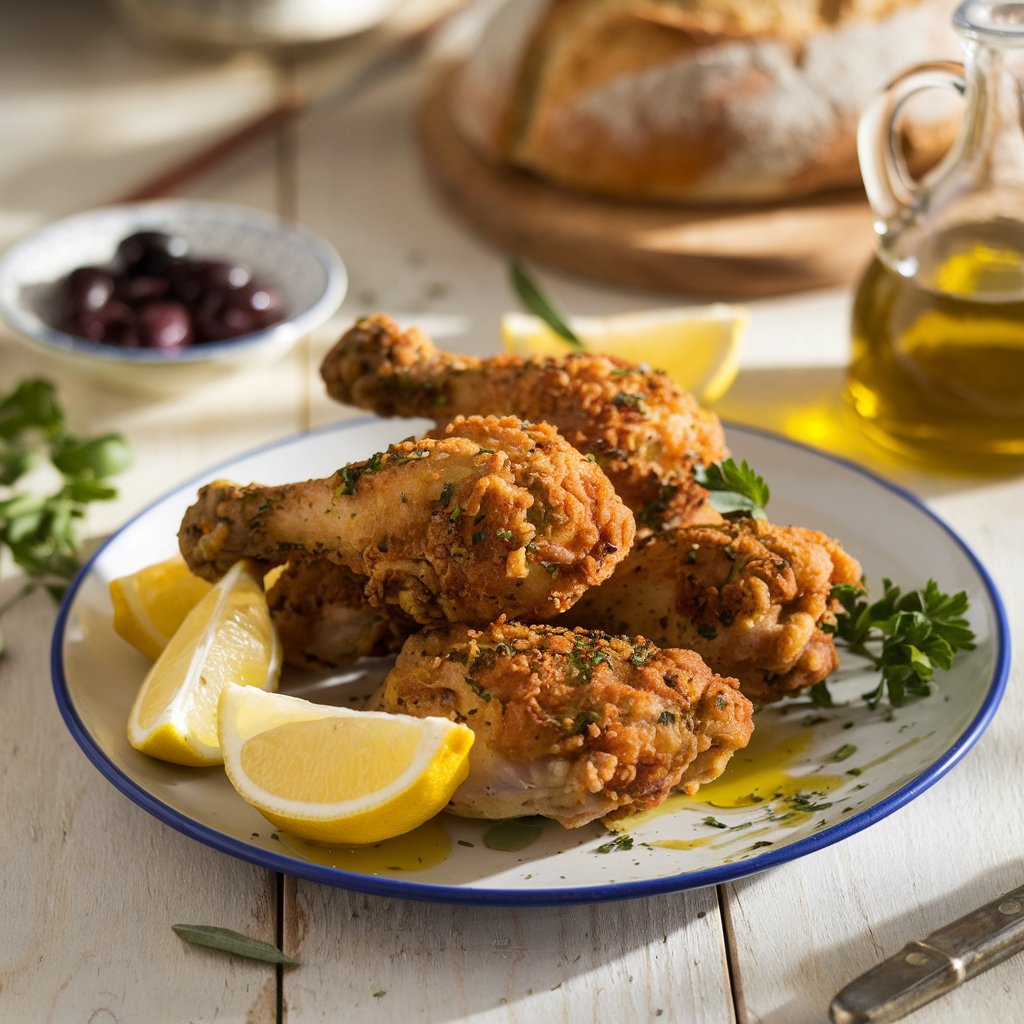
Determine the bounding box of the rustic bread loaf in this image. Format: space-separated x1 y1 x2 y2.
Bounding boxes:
453 0 959 204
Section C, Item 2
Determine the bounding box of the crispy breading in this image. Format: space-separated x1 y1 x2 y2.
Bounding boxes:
320 314 727 529
372 620 754 827
562 517 863 704
178 415 634 628
267 558 407 669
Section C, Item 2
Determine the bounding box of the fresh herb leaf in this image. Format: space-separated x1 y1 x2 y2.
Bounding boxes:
0 379 130 640
595 834 634 854
482 817 545 852
171 924 299 965
828 744 857 763
693 458 770 520
831 578 975 708
509 261 582 349
703 816 728 829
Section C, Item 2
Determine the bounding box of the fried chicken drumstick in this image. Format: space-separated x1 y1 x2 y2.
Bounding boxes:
321 314 728 529
179 415 634 628
372 621 754 827
563 518 863 704
267 558 407 669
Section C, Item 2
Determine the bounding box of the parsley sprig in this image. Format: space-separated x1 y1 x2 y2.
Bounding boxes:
693 458 770 519
0 379 130 635
508 260 583 349
817 579 975 708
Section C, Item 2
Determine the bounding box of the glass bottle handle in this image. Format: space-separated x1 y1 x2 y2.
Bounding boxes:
857 60 965 235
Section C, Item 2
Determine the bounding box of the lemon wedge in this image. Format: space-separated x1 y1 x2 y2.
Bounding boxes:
111 556 213 661
217 686 475 845
501 305 746 402
127 560 281 767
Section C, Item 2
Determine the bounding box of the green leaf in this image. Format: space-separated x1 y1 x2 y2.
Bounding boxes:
482 817 546 852
0 379 130 631
171 924 300 965
52 434 132 480
0 378 64 439
509 261 583 349
832 577 975 709
693 459 770 519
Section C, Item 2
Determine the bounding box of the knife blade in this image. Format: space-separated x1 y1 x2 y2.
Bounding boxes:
830 882 1024 1023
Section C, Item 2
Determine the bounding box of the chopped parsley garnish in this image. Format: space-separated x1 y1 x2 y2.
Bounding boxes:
703 817 728 829
438 481 454 507
571 710 600 734
612 391 644 410
658 711 676 725
828 744 858 762
595 834 634 854
495 529 513 542
464 675 491 702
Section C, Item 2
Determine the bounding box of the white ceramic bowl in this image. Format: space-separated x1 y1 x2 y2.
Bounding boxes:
0 200 347 395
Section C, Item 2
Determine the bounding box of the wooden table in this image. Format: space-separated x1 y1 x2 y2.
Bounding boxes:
3 3 1022 1021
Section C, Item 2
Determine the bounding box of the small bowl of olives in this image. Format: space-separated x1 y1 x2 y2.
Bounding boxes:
0 200 347 394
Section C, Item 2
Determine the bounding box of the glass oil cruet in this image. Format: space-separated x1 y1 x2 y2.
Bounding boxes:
847 0 1024 466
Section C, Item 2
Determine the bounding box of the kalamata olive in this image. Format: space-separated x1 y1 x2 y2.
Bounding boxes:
52 228 283 353
136 301 192 349
115 231 189 276
64 299 134 345
192 259 251 291
195 304 263 342
62 266 115 314
224 282 284 326
114 274 171 305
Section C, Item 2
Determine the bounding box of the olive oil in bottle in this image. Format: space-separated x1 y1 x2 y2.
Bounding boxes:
847 227 1024 466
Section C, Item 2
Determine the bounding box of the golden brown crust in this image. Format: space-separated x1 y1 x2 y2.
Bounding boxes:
562 516 864 703
321 314 727 529
373 620 753 826
267 558 409 669
178 415 634 627
453 0 959 203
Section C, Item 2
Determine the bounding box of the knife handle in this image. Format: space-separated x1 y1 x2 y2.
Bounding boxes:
830 883 1024 1023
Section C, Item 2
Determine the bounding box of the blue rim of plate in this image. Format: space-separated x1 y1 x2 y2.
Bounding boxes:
0 199 348 365
50 418 1011 906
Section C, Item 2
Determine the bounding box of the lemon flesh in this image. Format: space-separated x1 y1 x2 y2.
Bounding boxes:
111 556 213 660
127 560 281 767
218 686 475 845
501 305 746 402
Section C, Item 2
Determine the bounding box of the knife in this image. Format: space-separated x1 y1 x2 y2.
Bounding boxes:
830 882 1024 1023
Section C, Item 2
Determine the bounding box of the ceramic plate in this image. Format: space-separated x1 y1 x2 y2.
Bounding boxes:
52 419 1010 905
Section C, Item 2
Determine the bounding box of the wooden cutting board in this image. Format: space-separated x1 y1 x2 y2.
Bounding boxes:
417 67 877 299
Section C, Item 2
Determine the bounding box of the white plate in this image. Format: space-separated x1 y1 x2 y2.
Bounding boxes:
52 419 1009 905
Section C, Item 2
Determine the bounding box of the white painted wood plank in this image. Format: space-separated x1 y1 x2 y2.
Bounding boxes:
0 7 302 1016
282 882 735 1023
0 584 281 1023
0 0 279 243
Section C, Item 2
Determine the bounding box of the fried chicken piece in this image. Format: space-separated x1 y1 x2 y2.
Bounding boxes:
562 518 863 704
267 558 407 669
179 415 634 628
321 314 728 529
372 621 754 827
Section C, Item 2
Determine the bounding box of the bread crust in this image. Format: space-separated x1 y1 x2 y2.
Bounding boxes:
453 0 959 203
